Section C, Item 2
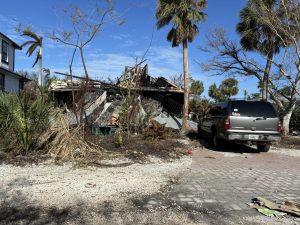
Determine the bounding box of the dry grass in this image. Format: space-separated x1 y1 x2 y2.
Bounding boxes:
0 109 189 166
40 112 101 162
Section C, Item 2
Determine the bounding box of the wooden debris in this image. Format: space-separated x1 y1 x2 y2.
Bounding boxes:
252 197 300 217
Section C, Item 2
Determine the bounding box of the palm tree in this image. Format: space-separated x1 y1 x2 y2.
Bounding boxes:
156 0 207 131
21 28 43 86
236 0 284 101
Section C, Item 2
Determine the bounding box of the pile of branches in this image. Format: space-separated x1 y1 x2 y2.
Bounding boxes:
40 110 101 162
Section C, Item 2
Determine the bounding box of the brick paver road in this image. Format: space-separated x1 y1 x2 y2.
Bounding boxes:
168 145 300 213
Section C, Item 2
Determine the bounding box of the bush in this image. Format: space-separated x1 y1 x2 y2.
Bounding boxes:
189 97 212 122
290 105 300 132
0 90 50 153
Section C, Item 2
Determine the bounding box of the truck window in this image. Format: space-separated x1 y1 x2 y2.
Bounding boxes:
230 101 277 118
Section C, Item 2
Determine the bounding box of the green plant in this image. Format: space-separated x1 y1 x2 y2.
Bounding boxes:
117 96 132 133
189 97 212 121
190 80 204 96
114 131 124 147
290 105 300 132
208 78 239 102
0 91 50 153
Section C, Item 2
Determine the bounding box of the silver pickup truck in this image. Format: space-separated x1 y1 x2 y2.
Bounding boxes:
198 100 282 152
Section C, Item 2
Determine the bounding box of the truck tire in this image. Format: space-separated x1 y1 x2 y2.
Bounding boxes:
257 144 270 152
212 131 222 149
197 123 202 138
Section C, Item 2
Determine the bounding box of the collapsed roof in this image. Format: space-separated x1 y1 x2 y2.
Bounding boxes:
50 64 184 115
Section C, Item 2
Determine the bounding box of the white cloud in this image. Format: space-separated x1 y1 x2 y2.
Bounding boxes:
45 45 204 82
111 34 130 40
50 53 136 79
17 44 200 83
111 34 137 47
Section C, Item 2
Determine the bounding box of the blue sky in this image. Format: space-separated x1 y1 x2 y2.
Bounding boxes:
0 0 261 97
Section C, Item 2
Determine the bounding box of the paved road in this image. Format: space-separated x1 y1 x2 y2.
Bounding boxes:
144 144 300 224
169 144 300 213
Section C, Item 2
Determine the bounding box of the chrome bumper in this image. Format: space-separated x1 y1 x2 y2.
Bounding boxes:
227 133 281 142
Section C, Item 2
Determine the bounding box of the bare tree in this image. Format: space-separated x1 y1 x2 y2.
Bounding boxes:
50 0 123 123
252 0 300 134
170 74 184 88
201 24 299 134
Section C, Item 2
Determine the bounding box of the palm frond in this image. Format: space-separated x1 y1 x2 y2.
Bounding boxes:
20 40 36 48
236 0 285 55
156 0 207 46
32 52 40 68
167 28 176 42
22 29 40 42
26 42 39 57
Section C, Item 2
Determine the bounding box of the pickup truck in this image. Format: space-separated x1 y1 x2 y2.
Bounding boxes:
198 100 282 152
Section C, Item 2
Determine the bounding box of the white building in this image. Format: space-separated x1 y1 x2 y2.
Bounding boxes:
0 32 29 93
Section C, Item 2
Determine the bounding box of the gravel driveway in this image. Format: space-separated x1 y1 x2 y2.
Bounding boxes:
0 157 194 224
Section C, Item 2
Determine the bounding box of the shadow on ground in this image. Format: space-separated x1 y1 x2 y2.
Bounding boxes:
0 204 74 225
130 194 263 225
198 137 261 154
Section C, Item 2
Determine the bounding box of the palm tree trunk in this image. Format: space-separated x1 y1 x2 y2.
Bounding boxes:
262 52 273 101
38 57 42 87
182 39 189 131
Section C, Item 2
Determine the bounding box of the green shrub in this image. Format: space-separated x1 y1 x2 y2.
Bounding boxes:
290 105 300 132
0 91 50 153
114 131 124 147
189 97 212 122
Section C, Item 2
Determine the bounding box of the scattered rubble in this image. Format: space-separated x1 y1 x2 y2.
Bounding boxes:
251 197 300 217
152 113 198 131
50 64 187 129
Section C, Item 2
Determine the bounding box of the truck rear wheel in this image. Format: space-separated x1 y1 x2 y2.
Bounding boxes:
257 144 270 152
212 131 222 149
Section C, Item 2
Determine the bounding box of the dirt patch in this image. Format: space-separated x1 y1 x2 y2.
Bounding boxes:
0 151 50 166
275 136 300 150
96 135 186 161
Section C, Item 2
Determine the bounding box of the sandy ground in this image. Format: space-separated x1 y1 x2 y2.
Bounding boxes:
271 146 300 157
0 157 191 208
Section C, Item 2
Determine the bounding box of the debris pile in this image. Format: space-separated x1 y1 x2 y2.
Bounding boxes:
49 64 197 134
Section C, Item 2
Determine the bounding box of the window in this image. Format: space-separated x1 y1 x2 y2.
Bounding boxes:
19 80 24 91
0 74 4 92
230 101 277 118
2 40 9 63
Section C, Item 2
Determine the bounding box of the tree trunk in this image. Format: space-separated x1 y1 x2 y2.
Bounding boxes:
182 40 189 131
69 47 78 124
38 54 42 87
282 100 296 135
262 52 273 101
282 109 293 136
79 47 89 79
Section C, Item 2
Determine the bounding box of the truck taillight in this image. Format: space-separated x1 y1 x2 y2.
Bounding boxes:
224 118 230 130
277 120 283 133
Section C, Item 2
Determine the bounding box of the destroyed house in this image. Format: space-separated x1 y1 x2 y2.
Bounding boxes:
117 64 184 115
50 64 184 116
